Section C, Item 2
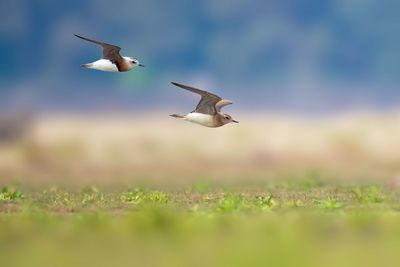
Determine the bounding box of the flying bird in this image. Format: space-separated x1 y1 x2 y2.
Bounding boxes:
74 34 144 72
170 82 239 128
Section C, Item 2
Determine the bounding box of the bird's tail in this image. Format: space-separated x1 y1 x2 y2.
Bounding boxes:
170 114 185 119
81 63 91 68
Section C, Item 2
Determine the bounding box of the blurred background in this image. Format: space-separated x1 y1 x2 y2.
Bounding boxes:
1 0 400 186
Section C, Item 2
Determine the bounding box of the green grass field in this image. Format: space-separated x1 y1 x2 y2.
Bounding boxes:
2 115 400 267
1 180 400 267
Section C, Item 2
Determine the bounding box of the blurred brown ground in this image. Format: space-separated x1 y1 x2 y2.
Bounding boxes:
1 112 400 187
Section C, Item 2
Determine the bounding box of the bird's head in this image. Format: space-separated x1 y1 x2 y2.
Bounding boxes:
220 113 239 125
129 57 145 67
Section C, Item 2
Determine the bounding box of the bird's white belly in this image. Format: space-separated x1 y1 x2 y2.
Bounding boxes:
185 113 215 127
89 59 119 72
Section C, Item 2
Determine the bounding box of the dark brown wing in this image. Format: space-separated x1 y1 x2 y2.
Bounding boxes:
74 34 122 61
171 82 222 115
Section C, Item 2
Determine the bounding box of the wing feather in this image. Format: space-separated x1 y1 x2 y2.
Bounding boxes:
171 82 222 115
74 34 122 61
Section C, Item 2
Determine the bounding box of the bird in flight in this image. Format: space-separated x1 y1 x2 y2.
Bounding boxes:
170 82 238 128
74 34 144 72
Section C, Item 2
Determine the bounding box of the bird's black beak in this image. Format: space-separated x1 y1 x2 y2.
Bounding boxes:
232 120 239 123
139 64 145 67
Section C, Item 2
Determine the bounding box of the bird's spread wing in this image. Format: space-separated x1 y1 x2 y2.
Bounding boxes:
74 34 122 61
171 82 222 115
215 99 233 112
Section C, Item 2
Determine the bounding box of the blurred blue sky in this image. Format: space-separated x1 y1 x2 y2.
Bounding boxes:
0 0 399 113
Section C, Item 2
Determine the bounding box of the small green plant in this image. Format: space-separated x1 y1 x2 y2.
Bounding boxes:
216 193 248 212
39 187 71 207
121 189 168 205
0 186 24 202
120 189 146 205
315 198 343 210
147 190 169 204
256 195 277 211
81 186 103 205
351 186 384 204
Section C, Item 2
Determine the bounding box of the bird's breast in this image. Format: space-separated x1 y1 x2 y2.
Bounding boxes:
90 59 119 72
185 113 216 127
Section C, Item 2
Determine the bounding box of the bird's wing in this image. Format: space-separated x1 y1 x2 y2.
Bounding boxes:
215 99 233 112
74 34 122 61
171 82 222 115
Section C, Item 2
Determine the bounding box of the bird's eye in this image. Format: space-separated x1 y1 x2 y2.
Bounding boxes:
225 116 230 120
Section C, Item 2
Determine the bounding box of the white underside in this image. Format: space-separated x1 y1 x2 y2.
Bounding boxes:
86 59 119 72
184 113 215 127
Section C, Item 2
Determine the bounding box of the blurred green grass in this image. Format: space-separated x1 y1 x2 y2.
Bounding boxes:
1 182 400 267
2 115 400 266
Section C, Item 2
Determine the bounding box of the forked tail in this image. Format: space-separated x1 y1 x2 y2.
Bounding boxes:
170 114 185 118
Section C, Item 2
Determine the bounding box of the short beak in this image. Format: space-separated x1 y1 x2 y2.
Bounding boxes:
139 64 145 67
232 120 239 123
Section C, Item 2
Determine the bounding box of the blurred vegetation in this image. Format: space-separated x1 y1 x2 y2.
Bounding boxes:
0 181 400 267
2 115 400 187
0 116 400 266
0 186 24 202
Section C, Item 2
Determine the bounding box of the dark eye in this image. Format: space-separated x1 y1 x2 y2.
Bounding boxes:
225 116 230 120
